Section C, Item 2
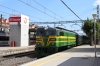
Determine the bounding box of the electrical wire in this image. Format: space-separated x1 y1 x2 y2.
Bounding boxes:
0 10 36 22
19 0 59 21
69 9 95 20
60 0 84 23
0 11 10 15
32 0 67 20
0 4 47 21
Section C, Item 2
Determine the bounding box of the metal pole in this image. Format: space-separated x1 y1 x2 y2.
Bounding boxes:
0 14 2 31
94 17 97 58
92 14 97 58
97 5 99 45
0 14 2 27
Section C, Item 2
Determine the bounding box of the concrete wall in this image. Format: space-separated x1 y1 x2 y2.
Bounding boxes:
21 25 29 46
9 24 21 47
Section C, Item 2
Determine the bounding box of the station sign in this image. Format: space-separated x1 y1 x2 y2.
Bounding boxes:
9 17 21 22
9 15 21 22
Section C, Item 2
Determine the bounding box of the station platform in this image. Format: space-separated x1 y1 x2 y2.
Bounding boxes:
20 45 100 66
0 45 35 57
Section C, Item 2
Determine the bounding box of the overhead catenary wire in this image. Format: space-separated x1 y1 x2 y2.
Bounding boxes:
19 0 60 21
60 0 84 23
0 11 10 15
0 1 85 26
0 4 47 22
0 10 84 24
0 10 36 22
69 9 95 20
79 9 94 16
32 0 67 20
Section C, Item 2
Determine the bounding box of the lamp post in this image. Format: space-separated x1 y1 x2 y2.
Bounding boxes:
92 14 97 58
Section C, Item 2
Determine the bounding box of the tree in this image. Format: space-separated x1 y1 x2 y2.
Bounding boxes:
96 22 100 44
82 18 100 46
82 18 94 46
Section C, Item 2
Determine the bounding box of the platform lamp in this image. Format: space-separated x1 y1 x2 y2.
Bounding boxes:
92 14 97 58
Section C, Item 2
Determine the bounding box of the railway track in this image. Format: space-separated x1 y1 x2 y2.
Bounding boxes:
0 51 37 66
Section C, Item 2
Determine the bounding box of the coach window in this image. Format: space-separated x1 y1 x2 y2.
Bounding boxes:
60 32 64 36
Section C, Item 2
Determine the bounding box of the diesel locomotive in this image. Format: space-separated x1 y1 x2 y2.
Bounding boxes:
35 26 87 57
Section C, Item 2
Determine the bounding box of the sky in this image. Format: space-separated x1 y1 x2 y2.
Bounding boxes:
0 0 100 35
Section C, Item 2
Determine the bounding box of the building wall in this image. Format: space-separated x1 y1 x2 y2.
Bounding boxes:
9 25 21 47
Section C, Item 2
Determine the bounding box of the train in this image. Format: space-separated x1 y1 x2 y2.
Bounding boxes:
29 28 36 45
35 26 89 57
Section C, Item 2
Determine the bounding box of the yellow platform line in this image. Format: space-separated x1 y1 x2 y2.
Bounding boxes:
28 48 78 66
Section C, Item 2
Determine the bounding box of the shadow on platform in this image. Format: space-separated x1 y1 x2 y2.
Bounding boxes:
58 57 100 66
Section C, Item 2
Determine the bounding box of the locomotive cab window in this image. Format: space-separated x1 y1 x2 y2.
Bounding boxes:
59 32 64 36
36 28 45 36
46 29 56 36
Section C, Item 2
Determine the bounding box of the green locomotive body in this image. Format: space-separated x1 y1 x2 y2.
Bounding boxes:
35 27 83 57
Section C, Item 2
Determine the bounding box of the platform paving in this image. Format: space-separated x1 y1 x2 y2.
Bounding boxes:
0 45 35 56
20 44 100 66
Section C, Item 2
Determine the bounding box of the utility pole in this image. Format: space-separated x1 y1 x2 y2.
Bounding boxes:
92 14 97 58
0 14 2 27
97 5 100 44
97 5 99 21
0 14 2 31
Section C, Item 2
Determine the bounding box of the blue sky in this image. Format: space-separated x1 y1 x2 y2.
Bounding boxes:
0 0 99 35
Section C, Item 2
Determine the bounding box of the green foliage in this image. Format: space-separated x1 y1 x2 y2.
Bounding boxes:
96 22 100 39
82 18 100 39
82 18 94 37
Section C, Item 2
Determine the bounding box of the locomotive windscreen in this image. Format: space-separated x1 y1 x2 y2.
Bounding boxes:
36 28 56 36
37 28 45 36
46 29 56 36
